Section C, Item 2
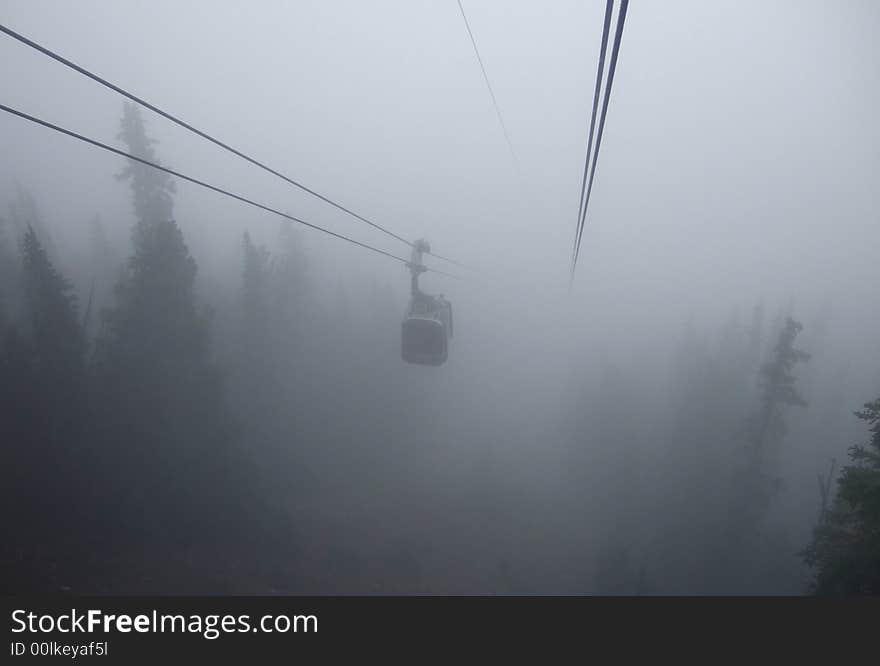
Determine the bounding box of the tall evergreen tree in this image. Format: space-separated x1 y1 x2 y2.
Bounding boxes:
715 316 811 592
93 103 238 547
803 397 880 594
0 213 17 317
94 217 237 541
115 102 175 229
8 184 57 261
21 226 86 386
1 227 87 575
735 316 809 516
754 316 810 456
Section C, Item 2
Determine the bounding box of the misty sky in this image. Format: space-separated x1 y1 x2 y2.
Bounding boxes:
1 0 878 362
2 0 880 596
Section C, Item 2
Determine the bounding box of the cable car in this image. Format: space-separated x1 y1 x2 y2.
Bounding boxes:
401 239 453 366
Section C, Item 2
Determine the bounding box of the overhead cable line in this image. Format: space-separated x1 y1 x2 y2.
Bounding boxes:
570 0 613 271
0 103 460 280
455 0 520 173
570 0 629 283
0 22 469 271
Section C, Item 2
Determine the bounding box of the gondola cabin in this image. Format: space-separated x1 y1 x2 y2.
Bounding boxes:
401 296 452 366
401 238 453 366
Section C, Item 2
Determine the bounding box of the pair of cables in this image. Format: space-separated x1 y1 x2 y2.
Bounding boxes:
570 0 629 284
0 23 465 276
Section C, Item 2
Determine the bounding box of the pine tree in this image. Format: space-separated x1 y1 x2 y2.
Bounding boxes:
115 102 175 229
0 213 17 316
100 104 299 590
1 227 87 560
8 184 58 261
93 103 239 546
717 316 810 590
21 223 87 459
0 313 30 541
93 216 236 541
21 226 86 384
755 316 810 455
738 316 809 510
802 397 880 594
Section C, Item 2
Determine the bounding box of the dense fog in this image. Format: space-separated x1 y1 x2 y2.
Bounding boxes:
1 1 878 594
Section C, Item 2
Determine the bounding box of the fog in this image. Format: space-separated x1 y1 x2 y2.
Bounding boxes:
1 0 878 594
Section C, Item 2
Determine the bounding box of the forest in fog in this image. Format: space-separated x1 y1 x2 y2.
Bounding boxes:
1 1 878 596
1 102 877 595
